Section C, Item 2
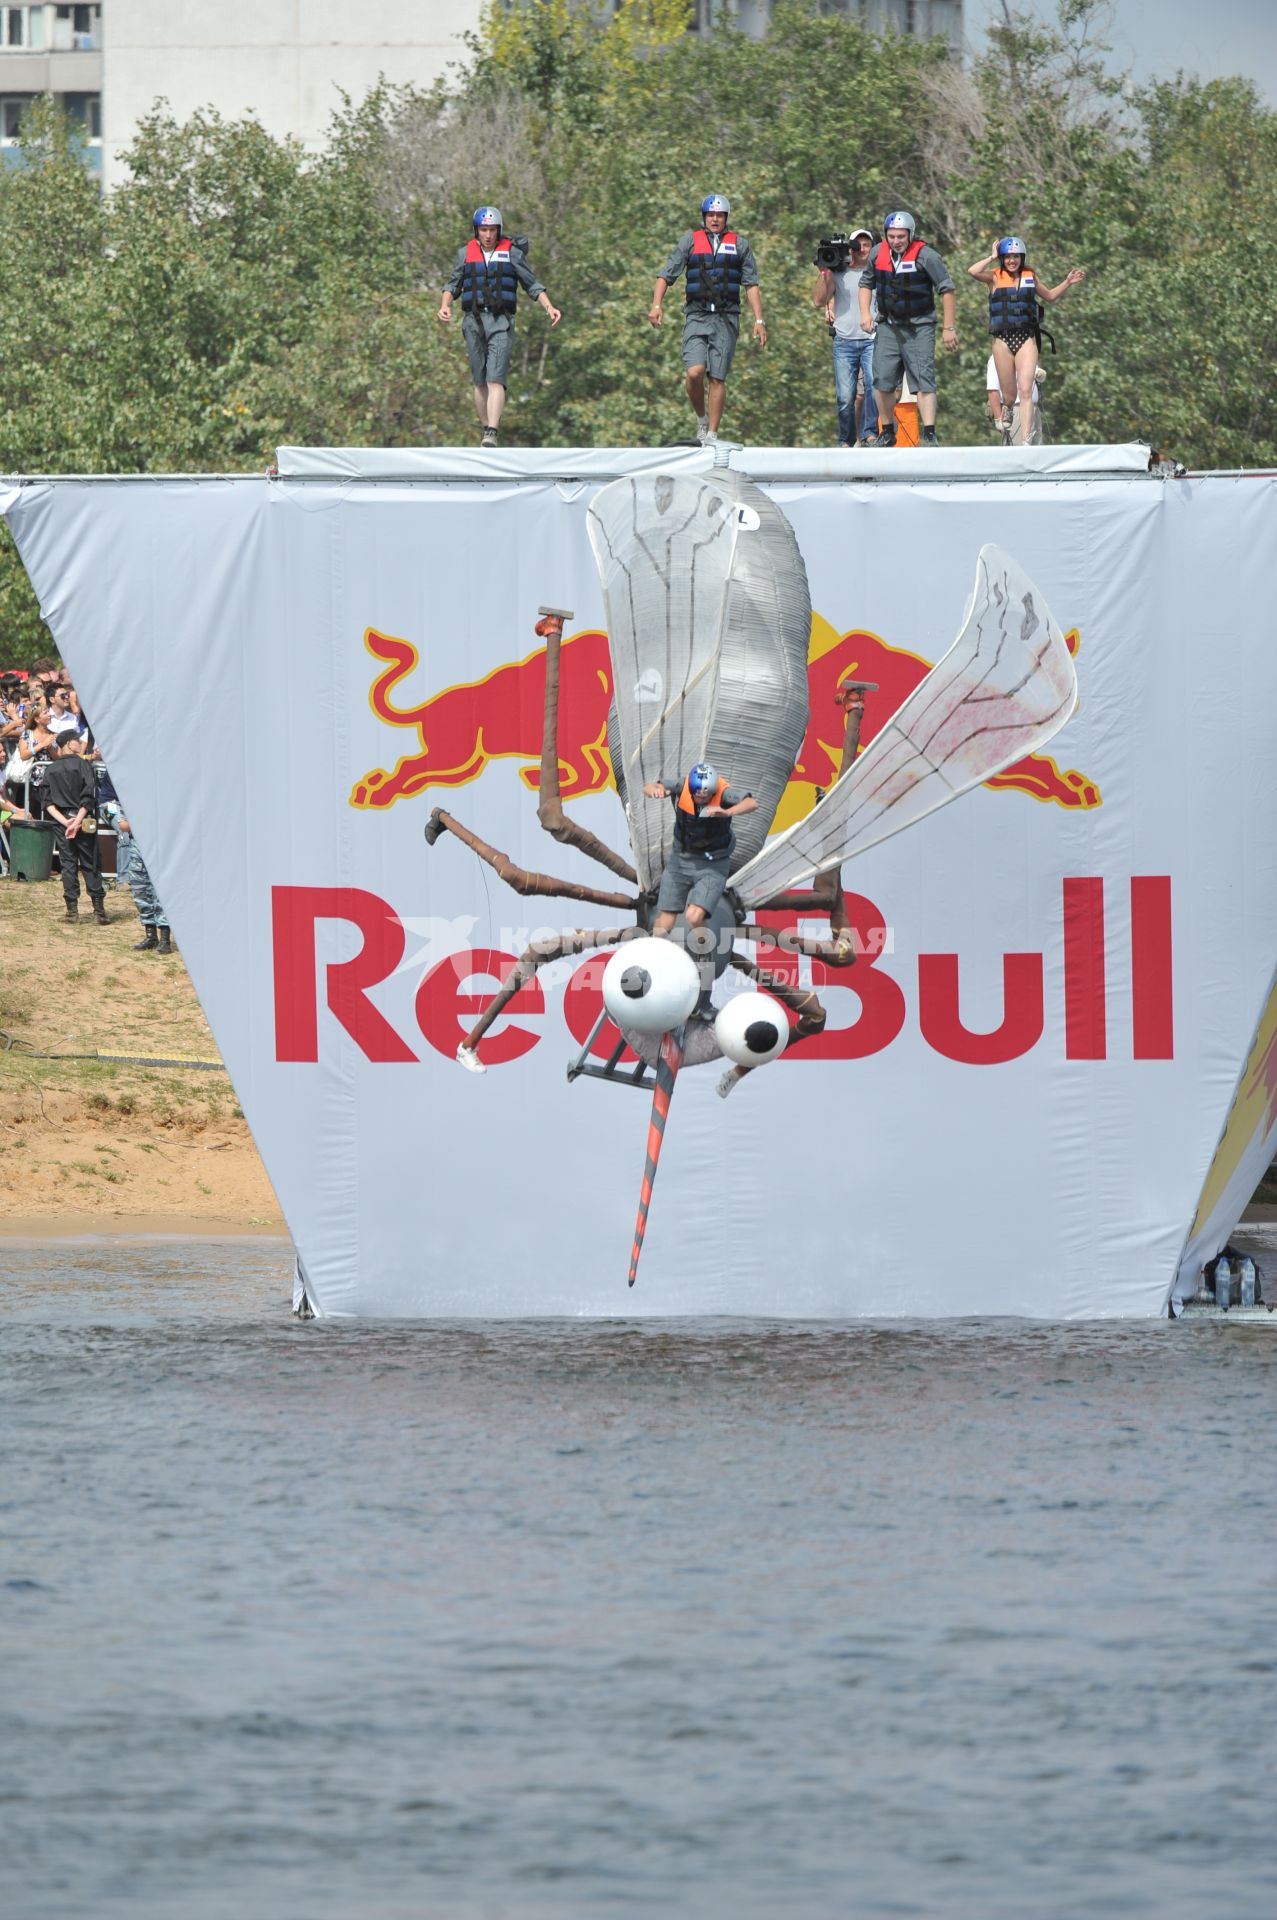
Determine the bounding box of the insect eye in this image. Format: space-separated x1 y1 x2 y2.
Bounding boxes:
715 991 789 1066
602 938 699 1035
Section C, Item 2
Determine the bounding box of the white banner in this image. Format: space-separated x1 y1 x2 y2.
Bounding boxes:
6 454 1276 1317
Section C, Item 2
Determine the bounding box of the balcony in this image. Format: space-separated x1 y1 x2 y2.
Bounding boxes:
0 7 102 87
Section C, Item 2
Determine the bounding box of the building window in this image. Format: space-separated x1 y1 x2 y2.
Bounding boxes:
1 6 49 49
63 87 99 139
0 94 28 138
52 5 100 52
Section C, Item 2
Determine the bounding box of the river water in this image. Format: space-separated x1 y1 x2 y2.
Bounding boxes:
3 1242 1275 1919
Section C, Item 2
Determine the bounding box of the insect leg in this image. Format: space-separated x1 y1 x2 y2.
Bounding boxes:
426 808 636 911
535 610 637 885
457 924 643 1068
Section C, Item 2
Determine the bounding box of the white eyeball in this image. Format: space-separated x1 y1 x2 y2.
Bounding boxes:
714 991 789 1067
602 937 700 1036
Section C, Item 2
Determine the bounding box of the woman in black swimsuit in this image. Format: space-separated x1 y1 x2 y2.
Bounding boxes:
968 237 1085 444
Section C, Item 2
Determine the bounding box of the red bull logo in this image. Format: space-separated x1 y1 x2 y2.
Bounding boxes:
350 614 1101 820
350 626 613 808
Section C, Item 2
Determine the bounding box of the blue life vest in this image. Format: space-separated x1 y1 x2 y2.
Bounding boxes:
685 230 744 312
871 238 936 322
988 268 1043 335
461 237 518 315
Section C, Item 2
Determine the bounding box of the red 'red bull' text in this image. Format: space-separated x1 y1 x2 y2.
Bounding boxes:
271 876 1172 1068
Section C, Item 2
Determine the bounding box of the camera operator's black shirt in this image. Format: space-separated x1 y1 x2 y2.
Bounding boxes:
42 755 97 821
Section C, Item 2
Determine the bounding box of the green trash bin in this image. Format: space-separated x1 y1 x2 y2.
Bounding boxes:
9 817 55 882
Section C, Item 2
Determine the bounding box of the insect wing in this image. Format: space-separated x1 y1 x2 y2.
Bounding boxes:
587 474 739 891
731 544 1078 905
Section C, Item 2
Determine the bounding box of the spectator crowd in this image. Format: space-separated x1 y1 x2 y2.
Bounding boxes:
1 661 173 951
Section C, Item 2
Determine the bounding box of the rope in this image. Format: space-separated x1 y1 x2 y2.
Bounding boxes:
0 1031 225 1070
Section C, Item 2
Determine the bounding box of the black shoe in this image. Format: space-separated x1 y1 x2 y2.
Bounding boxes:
93 902 109 926
133 928 159 951
480 427 497 449
157 926 173 955
920 426 939 447
873 426 897 448
63 903 79 925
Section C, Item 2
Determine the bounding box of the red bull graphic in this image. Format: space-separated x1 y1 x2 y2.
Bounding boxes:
350 615 1101 821
351 626 613 807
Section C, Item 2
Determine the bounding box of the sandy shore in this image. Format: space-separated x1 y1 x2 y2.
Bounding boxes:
1 877 284 1232
3 1214 290 1242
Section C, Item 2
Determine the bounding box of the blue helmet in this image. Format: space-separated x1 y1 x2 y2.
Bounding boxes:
688 762 719 800
701 194 730 218
884 210 916 237
473 206 502 230
997 235 1027 259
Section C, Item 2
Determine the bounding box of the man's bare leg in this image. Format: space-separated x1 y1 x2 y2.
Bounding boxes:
486 383 507 430
874 389 898 434
706 377 727 433
652 902 706 938
918 390 938 427
686 363 707 432
471 382 489 428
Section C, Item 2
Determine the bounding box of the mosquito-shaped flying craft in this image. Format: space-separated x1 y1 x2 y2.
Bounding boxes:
425 469 1078 1286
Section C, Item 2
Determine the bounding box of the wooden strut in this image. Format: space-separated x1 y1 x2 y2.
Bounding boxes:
721 681 876 1096
754 676 875 936
425 806 635 912
729 948 828 1041
736 923 857 968
535 610 637 886
461 924 643 1055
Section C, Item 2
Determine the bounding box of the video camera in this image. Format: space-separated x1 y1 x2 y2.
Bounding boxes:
813 234 857 272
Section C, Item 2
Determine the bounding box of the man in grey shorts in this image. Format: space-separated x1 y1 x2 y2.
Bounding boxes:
858 211 958 447
643 763 758 935
648 194 767 446
438 207 561 448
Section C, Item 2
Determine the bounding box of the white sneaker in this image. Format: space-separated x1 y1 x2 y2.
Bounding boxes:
703 429 719 447
696 413 709 444
456 1043 486 1073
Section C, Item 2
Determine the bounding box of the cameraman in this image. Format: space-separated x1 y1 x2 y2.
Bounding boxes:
812 228 878 448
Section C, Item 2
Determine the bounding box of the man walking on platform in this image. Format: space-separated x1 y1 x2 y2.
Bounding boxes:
439 208 561 448
859 212 958 447
649 195 767 446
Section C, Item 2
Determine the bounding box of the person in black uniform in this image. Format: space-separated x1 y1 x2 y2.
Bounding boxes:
642 763 757 936
42 731 108 924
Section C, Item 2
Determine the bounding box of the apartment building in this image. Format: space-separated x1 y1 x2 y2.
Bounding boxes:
1 2 963 186
0 4 102 170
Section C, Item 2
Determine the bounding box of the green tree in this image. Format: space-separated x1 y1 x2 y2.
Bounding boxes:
1 1 1275 666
